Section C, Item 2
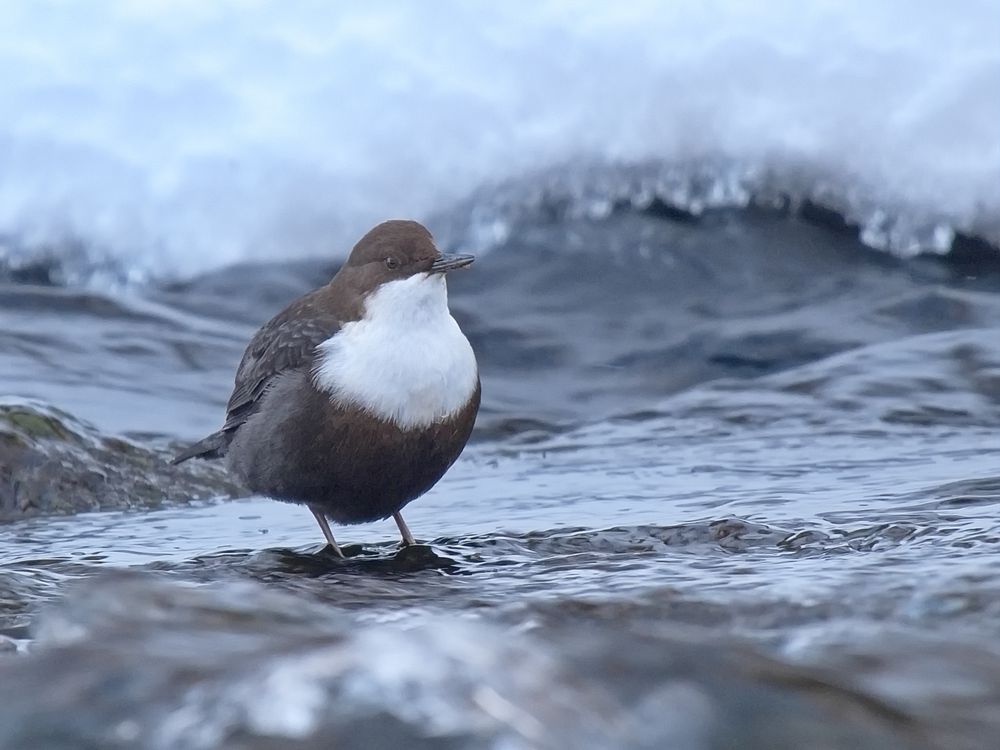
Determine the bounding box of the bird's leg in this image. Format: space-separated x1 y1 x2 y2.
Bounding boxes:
393 511 416 546
309 507 345 558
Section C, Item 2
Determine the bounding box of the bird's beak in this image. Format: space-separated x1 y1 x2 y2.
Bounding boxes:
429 253 475 273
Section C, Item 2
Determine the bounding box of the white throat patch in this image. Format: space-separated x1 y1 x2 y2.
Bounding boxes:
313 273 478 429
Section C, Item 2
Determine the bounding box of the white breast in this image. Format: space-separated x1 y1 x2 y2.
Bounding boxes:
312 273 478 429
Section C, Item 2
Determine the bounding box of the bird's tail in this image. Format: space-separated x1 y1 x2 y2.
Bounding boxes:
171 430 230 465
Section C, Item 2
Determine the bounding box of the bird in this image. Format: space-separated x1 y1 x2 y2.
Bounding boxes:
173 220 480 557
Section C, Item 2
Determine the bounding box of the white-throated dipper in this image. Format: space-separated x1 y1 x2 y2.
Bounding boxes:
173 220 480 556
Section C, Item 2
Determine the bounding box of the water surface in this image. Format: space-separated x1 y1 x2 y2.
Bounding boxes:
2 204 1000 749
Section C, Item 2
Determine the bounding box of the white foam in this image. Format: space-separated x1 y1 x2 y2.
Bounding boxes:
1 0 998 277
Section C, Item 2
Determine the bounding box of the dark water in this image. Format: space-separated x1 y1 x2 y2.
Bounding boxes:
2 192 1000 748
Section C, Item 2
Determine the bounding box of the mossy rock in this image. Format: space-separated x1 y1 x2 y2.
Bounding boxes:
0 398 243 520
1 406 77 441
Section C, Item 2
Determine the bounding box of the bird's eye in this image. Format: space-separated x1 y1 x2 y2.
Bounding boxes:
385 257 399 270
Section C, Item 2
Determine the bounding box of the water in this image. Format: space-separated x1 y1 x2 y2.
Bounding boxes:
2 202 1000 748
2 1 999 279
2 3 1000 748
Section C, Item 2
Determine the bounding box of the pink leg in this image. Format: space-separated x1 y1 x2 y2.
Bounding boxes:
393 512 416 546
309 507 345 558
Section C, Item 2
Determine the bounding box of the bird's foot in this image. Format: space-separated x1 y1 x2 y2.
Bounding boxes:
309 507 345 558
392 511 417 547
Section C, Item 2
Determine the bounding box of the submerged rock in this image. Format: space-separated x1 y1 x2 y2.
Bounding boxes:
0 572 938 750
0 398 242 520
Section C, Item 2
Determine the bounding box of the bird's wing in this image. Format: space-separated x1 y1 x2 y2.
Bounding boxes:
223 292 344 432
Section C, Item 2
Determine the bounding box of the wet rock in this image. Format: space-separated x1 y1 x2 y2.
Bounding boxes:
0 572 942 750
0 398 242 520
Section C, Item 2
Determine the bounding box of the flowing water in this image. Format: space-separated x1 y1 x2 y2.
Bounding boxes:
2 2 1000 748
2 201 1000 749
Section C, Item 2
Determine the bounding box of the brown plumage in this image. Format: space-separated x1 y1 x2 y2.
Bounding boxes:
173 220 479 555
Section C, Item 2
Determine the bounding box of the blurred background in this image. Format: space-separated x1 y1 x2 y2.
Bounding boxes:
2 3 1000 749
2 0 997 282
